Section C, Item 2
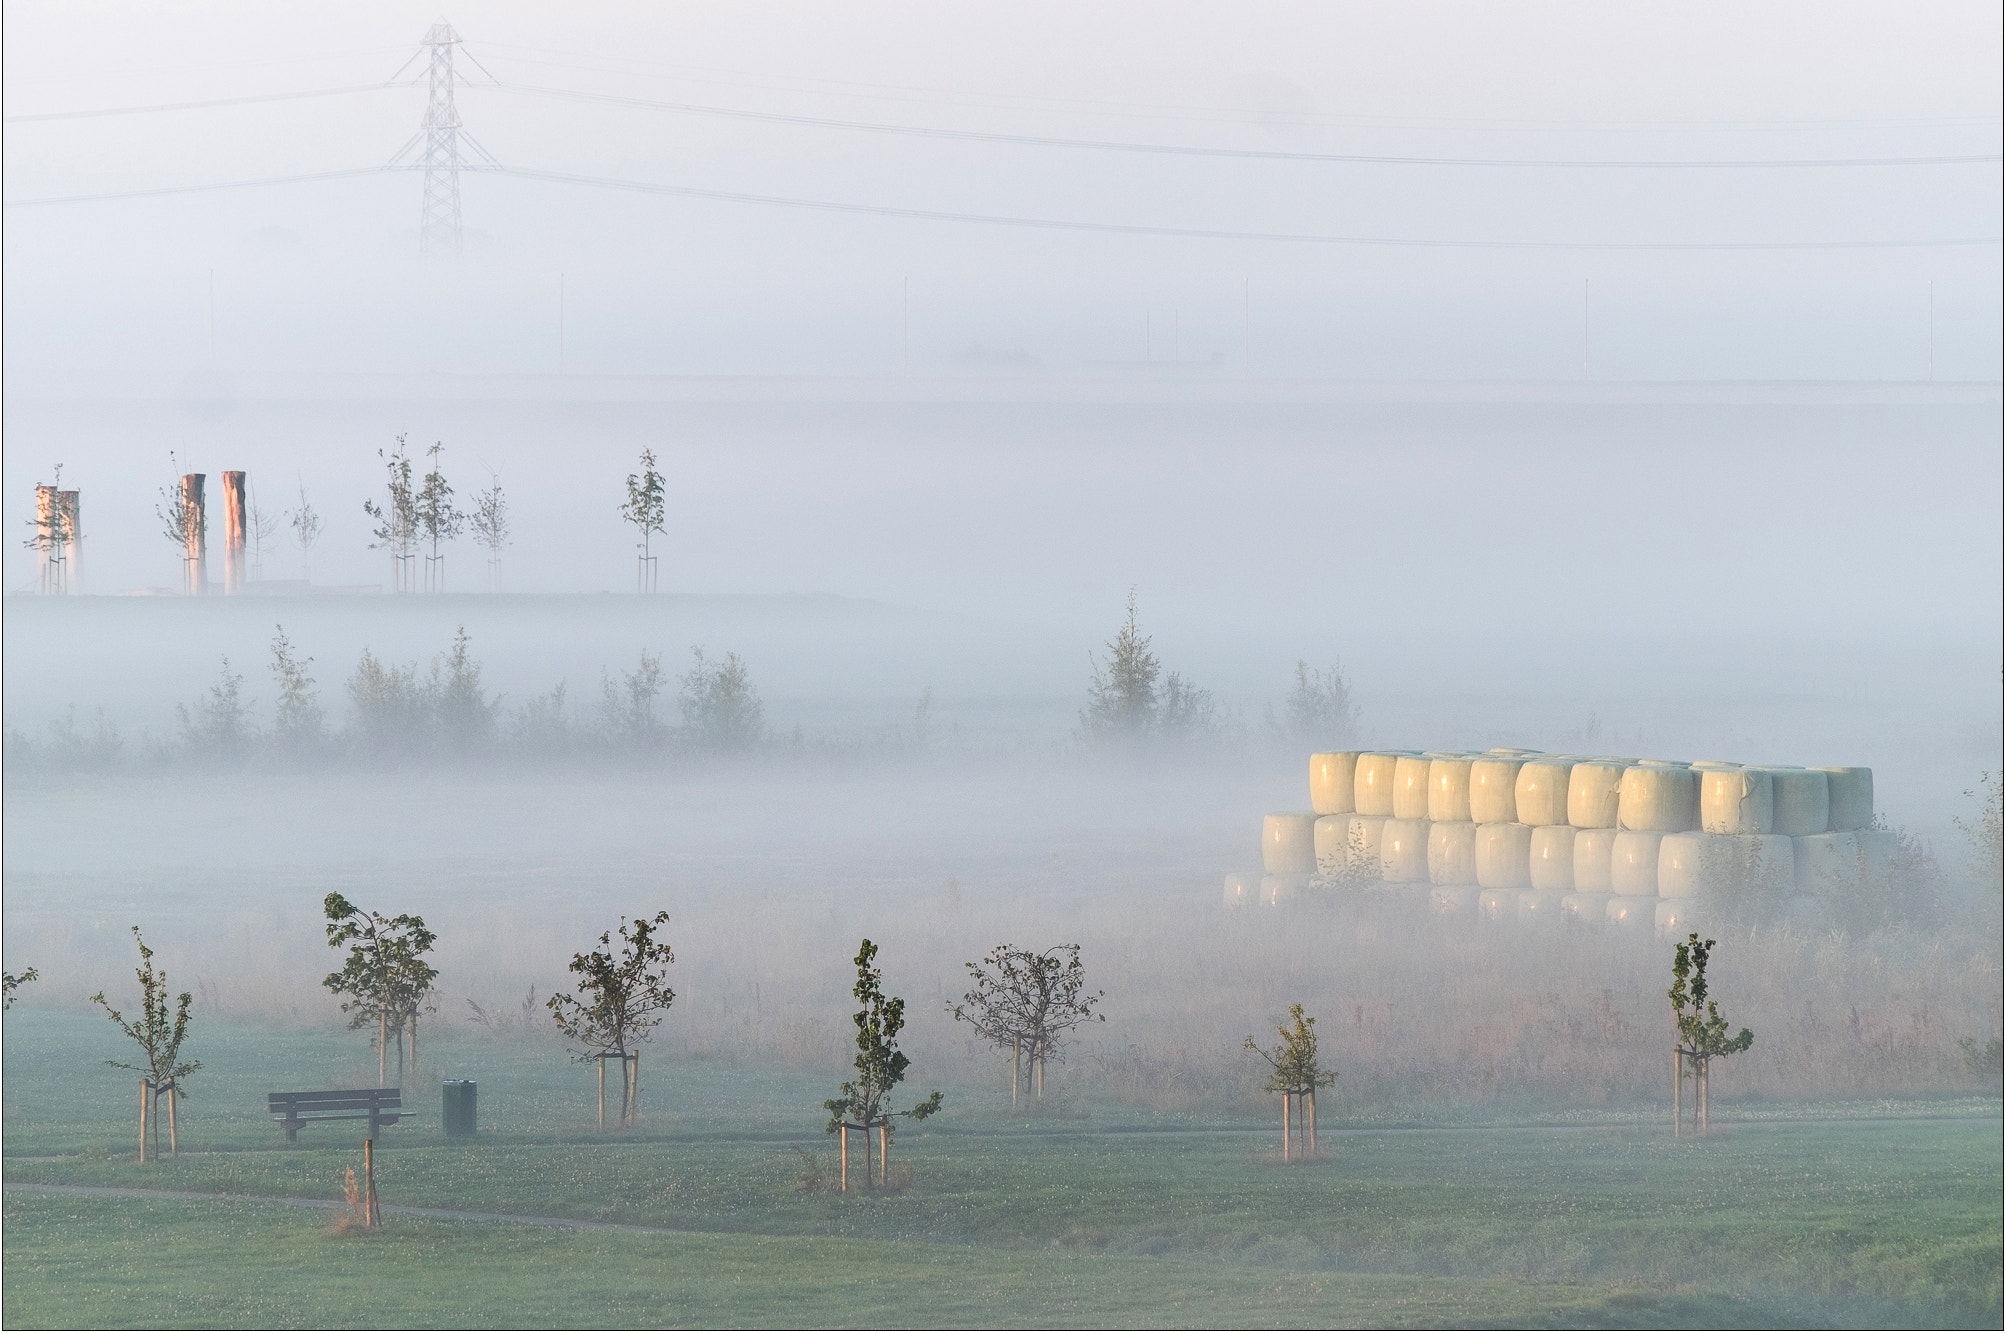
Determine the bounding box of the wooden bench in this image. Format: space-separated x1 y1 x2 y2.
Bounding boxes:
267 1088 402 1142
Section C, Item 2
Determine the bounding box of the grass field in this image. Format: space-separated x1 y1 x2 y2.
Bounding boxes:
4 1009 2000 1329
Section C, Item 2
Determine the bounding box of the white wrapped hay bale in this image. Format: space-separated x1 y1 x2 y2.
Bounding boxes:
1793 832 1862 895
1309 752 1362 816
1313 816 1353 878
1701 768 1773 835
1812 767 1874 831
1474 822 1534 890
1353 752 1409 817
1222 872 1261 908
1737 834 1796 899
1393 755 1436 820
1429 885 1480 917
1379 818 1431 882
1655 898 1705 939
1486 747 1541 756
1260 874 1309 906
1478 888 1518 921
1655 832 1715 899
1610 831 1665 895
1428 756 1475 823
1529 825 1577 890
1605 895 1656 929
1514 757 1576 826
1469 757 1526 825
1345 815 1388 872
1618 764 1698 832
1427 821 1479 886
1263 812 1318 875
1759 767 1830 837
1516 888 1568 921
1562 891 1611 923
1573 827 1619 892
1567 761 1627 829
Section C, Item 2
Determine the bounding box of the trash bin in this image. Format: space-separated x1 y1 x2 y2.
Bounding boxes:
442 1080 477 1138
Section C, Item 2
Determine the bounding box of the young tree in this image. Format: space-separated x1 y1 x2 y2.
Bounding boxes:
680 647 764 750
1268 659 1359 749
468 472 510 592
1668 934 1755 1136
824 939 943 1191
177 658 252 758
415 441 463 593
600 651 666 747
346 648 424 757
1246 1003 1336 1161
90 929 200 1162
270 625 324 751
620 449 667 592
546 912 676 1129
323 893 439 1085
1078 589 1159 744
157 468 205 595
363 437 418 593
23 464 73 594
949 944 1104 1107
247 492 279 584
288 481 322 581
3 966 40 1009
430 626 495 753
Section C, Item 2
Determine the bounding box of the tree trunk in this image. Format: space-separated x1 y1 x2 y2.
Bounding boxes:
839 1124 849 1193
1036 1042 1045 1100
1671 1002 1682 1139
1307 1089 1317 1157
138 1078 150 1163
879 1122 889 1187
863 1118 874 1189
597 1056 607 1130
627 1051 640 1128
378 1010 388 1086
1282 1093 1291 1162
364 1137 380 1228
409 1016 419 1082
1699 1058 1710 1134
1011 1036 1020 1111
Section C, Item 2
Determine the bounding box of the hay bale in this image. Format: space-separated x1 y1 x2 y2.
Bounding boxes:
1429 885 1480 917
1393 756 1435 820
1313 816 1354 878
1478 888 1518 921
1701 767 1773 835
1562 891 1611 923
1759 767 1831 837
1263 812 1318 875
1379 818 1431 882
1475 822 1534 890
1309 752 1363 816
1346 815 1388 872
1260 874 1309 906
1428 756 1475 822
1610 831 1665 895
1353 752 1410 817
1516 888 1568 922
1655 898 1705 939
1812 766 1874 830
1427 820 1479 886
1793 831 1862 895
1618 764 1698 832
1656 831 1713 899
1605 895 1657 929
1736 833 1797 899
1567 760 1627 829
1469 757 1526 825
1514 757 1576 826
1573 827 1619 891
1529 825 1577 890
1222 872 1262 908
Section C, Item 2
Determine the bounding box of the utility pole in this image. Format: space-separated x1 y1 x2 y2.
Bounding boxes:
901 276 910 373
420 23 465 257
1242 277 1250 362
1927 279 1934 381
559 273 566 368
1583 278 1591 378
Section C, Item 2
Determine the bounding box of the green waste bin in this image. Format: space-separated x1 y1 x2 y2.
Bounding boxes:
443 1080 477 1138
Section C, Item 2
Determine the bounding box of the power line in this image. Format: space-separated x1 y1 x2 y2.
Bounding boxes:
489 82 2002 169
3 83 405 123
2 167 396 207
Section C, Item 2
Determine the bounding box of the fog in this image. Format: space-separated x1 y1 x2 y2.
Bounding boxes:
4 0 2002 1134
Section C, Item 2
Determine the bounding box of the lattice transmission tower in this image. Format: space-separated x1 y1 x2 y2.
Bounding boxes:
388 22 500 256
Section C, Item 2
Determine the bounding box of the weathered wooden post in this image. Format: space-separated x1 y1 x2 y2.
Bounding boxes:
839 1123 849 1193
164 1079 178 1155
138 1077 150 1162
1699 1057 1710 1135
179 474 208 595
1306 1088 1317 1157
1281 1091 1292 1162
878 1120 889 1187
363 1138 380 1228
220 471 247 594
597 1055 607 1130
1010 1034 1020 1110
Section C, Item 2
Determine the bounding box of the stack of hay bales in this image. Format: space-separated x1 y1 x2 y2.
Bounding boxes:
1229 750 1881 931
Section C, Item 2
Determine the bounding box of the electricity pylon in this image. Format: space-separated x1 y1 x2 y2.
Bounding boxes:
387 22 501 256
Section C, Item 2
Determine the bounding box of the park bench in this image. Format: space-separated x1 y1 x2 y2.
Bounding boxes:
266 1087 402 1142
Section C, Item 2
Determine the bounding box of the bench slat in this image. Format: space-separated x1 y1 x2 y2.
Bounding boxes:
267 1089 402 1118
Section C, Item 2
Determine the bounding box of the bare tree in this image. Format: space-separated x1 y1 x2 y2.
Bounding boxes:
950 944 1104 1107
620 448 667 592
288 481 322 582
824 939 942 1190
247 489 279 584
1668 934 1754 1137
1246 1004 1335 1161
1268 659 1359 748
363 437 417 593
468 472 510 592
547 913 676 1129
91 928 200 1161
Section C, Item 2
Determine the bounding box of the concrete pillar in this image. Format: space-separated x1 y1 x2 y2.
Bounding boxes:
221 471 247 595
180 473 208 595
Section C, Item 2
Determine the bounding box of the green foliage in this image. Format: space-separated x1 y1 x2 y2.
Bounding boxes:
600 651 666 746
1956 771 2003 897
620 448 668 558
268 625 323 748
949 944 1105 1064
824 939 943 1134
345 648 425 755
680 647 764 750
1669 934 1755 1063
1245 1003 1337 1095
1957 1036 2003 1082
175 658 252 757
287 481 321 579
546 913 677 1060
414 441 464 571
1077 590 1217 749
362 437 417 574
1268 659 1359 748
430 626 495 751
89 928 200 1095
3 965 40 1010
322 893 439 1054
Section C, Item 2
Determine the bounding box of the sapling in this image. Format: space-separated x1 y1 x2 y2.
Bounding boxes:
1246 1003 1336 1161
1668 933 1754 1136
547 913 676 1128
949 944 1104 1107
323 894 439 1085
824 939 942 1190
620 449 667 592
288 481 321 581
90 929 200 1161
414 441 462 594
363 437 417 593
468 472 509 592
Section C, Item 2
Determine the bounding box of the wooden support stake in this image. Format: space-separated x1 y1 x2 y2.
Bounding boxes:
1011 1035 1020 1111
879 1122 888 1187
1281 1092 1291 1162
839 1124 849 1193
166 1081 178 1156
1307 1089 1317 1157
598 1056 606 1130
364 1138 379 1229
138 1078 150 1163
